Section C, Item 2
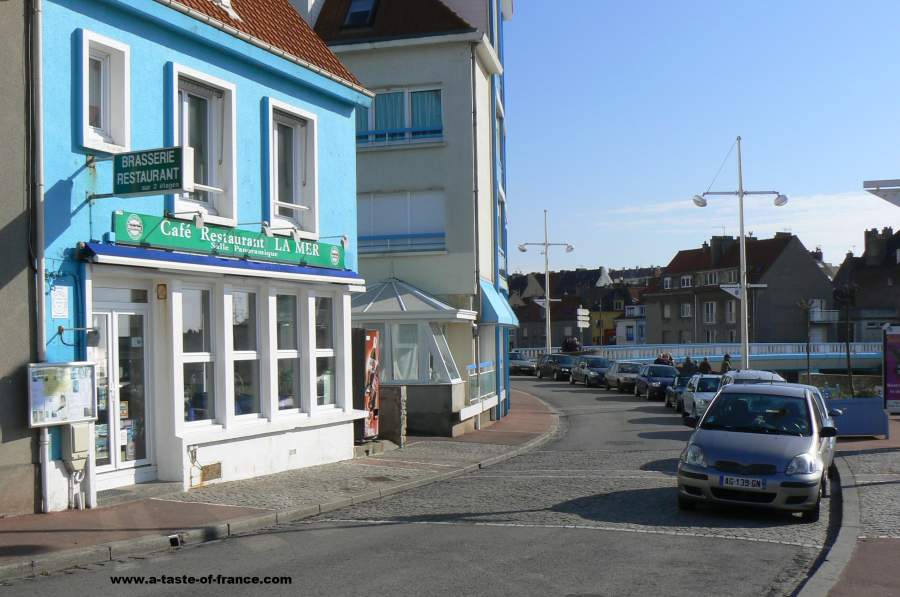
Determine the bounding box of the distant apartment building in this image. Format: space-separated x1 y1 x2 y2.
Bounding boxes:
833 227 900 342
643 233 834 344
615 305 647 345
305 0 516 435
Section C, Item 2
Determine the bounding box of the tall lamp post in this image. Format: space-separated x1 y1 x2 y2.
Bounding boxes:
518 209 574 357
692 136 788 370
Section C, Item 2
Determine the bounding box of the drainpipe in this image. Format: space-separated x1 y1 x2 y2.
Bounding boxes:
31 0 50 513
470 43 481 422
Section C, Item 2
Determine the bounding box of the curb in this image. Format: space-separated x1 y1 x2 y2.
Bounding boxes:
796 456 861 597
0 392 561 583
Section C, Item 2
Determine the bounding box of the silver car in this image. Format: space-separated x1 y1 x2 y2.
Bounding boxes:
677 384 837 522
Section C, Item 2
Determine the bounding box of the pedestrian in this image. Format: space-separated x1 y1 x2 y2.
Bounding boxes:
699 357 711 374
681 356 697 376
720 353 732 374
654 353 667 365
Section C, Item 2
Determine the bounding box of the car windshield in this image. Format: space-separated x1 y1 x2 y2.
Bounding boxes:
648 366 677 377
675 376 691 387
700 392 811 436
584 357 609 368
509 353 524 361
697 378 720 392
619 363 640 373
557 355 575 365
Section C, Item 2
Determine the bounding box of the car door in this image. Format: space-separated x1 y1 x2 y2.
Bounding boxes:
576 361 587 382
638 365 648 391
683 376 697 413
607 363 618 385
810 390 835 470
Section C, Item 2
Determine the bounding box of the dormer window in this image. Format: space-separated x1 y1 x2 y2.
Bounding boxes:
344 0 377 27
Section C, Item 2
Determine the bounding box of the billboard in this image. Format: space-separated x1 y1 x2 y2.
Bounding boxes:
884 327 900 413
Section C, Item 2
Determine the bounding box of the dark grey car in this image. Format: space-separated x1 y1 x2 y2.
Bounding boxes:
677 384 837 522
569 356 611 386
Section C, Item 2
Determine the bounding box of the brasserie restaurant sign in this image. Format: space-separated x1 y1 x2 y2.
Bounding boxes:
113 211 345 270
113 147 194 197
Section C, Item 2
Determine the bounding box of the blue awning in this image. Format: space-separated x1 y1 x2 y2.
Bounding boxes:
81 242 364 285
479 279 519 327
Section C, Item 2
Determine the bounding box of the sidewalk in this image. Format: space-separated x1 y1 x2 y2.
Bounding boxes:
829 414 900 597
0 390 557 581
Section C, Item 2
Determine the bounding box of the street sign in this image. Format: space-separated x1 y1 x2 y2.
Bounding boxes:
113 147 194 198
112 211 346 270
719 283 767 299
576 308 589 316
576 320 590 329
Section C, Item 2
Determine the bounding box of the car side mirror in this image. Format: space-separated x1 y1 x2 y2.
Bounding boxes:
820 426 837 438
828 408 843 417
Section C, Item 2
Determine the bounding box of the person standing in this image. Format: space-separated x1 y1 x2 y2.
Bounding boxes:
720 353 732 374
699 357 712 374
681 356 697 376
654 353 667 365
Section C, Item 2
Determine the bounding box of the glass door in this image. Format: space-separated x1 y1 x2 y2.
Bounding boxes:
90 308 151 471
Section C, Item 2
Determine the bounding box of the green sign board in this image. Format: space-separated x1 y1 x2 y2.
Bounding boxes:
113 147 193 197
113 211 346 270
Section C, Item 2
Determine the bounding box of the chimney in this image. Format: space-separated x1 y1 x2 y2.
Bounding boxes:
810 247 823 262
710 236 736 267
864 227 888 266
288 0 326 25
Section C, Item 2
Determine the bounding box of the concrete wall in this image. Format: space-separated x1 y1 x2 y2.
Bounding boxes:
0 0 38 516
756 238 833 342
339 42 478 299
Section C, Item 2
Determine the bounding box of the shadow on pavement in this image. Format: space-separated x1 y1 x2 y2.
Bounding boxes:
640 458 680 475
628 416 684 427
638 430 693 442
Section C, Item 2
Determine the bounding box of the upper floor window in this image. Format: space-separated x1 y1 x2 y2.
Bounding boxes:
680 303 692 318
358 191 446 254
80 30 130 153
725 299 737 324
613 299 625 311
663 277 671 290
680 275 693 288
703 271 719 286
344 0 378 27
267 98 318 239
663 304 672 319
357 88 443 146
703 301 717 324
171 64 237 226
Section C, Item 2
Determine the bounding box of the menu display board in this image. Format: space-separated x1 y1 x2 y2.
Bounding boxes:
28 362 97 427
885 327 900 414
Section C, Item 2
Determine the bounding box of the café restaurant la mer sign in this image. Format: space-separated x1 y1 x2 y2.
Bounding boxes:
113 211 346 270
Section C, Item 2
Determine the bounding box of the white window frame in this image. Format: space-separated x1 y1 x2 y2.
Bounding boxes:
267 98 319 239
663 304 672 319
703 301 717 324
170 63 237 227
680 303 692 319
358 86 444 145
177 285 218 428
725 299 736 324
680 275 693 288
228 287 263 421
663 277 671 290
271 291 304 414
706 329 717 343
312 292 338 410
80 30 130 153
704 271 719 286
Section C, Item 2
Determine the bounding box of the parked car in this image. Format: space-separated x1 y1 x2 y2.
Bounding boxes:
681 374 723 420
677 383 837 522
665 375 692 410
537 354 576 381
570 355 612 386
720 369 785 387
509 351 535 375
634 364 679 399
604 361 642 392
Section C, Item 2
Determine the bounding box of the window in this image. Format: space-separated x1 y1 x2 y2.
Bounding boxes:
356 88 443 145
80 30 130 153
171 64 236 226
704 271 719 286
680 275 693 288
725 299 736 324
663 277 671 290
314 296 336 407
344 0 377 27
723 270 738 284
625 326 634 341
728 329 737 342
663 304 671 319
704 301 717 324
680 303 692 318
613 299 625 311
275 294 301 411
182 289 215 422
430 324 460 382
232 291 260 416
357 191 446 253
391 323 419 382
267 99 318 238
705 329 717 343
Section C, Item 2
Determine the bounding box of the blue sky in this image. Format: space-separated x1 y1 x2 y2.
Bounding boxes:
504 0 900 273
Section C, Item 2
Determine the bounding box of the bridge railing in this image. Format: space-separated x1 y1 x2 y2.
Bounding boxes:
514 342 882 361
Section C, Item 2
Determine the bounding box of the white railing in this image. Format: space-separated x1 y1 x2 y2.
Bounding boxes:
513 342 882 361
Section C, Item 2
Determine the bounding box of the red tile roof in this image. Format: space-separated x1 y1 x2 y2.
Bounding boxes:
161 0 363 88
315 0 475 45
663 234 794 277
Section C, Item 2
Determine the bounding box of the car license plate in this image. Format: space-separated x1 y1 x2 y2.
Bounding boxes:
719 475 766 490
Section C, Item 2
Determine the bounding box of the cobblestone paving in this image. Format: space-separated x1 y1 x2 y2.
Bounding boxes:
843 450 900 539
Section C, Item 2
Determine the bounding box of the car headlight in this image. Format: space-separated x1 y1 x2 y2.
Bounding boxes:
681 444 707 467
588 371 598 377
651 382 661 387
695 398 706 406
785 454 822 475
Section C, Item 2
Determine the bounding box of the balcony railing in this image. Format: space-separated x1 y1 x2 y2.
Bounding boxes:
809 309 840 323
624 306 646 318
359 232 446 254
356 126 443 146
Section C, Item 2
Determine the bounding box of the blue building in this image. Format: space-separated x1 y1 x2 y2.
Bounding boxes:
36 0 371 510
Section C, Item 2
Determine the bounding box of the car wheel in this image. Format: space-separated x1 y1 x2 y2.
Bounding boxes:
537 368 543 379
554 371 561 381
605 380 611 390
802 487 822 523
676 399 683 413
677 494 696 511
634 384 639 397
569 373 576 385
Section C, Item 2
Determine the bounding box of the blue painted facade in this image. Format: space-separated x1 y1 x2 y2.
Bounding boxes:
40 0 369 455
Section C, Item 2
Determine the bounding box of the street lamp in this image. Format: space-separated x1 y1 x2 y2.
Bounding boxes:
693 136 788 369
518 209 574 358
